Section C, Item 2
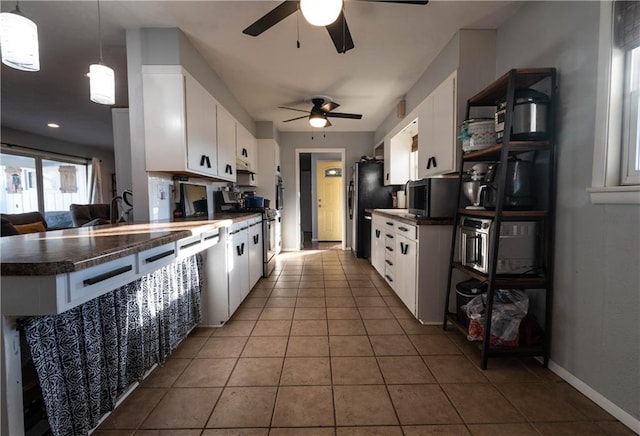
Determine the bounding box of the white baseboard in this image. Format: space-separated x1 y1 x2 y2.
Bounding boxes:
546 359 640 434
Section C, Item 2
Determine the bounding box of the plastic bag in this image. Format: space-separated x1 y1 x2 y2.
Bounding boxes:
465 289 529 347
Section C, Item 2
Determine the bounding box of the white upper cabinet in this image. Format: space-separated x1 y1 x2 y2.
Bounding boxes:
418 71 457 178
216 104 237 182
185 73 218 176
236 123 257 173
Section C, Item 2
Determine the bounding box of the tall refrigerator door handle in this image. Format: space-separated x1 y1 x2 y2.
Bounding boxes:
364 215 372 221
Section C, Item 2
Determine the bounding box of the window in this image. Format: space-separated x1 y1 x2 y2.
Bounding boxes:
591 1 640 203
1 145 90 227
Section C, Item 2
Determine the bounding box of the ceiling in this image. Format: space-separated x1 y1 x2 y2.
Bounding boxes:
0 1 521 151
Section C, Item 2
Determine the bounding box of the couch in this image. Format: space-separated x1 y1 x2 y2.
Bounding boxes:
69 204 111 227
1 211 48 236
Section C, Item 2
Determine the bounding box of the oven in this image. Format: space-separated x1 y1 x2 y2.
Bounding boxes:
459 217 538 274
275 176 284 210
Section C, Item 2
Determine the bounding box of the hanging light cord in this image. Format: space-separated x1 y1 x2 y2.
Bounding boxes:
97 0 104 64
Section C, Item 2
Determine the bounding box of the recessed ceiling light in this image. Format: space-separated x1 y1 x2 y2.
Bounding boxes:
47 123 59 128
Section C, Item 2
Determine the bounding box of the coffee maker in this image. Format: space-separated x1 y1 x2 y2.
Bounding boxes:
479 158 536 210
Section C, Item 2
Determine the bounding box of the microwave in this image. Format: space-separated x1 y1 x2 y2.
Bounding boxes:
407 178 457 218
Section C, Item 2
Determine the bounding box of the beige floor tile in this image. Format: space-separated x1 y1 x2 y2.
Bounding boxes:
273 282 301 289
170 337 208 358
333 385 398 426
293 307 327 319
251 320 292 336
227 357 283 386
369 335 418 356
286 336 330 357
270 428 335 436
348 280 375 288
402 425 471 435
272 386 335 427
377 356 436 384
350 287 381 297
354 296 387 307
327 307 362 319
595 421 638 435
296 297 326 307
254 281 276 289
141 359 190 387
135 430 203 435
280 357 331 385
325 280 350 288
409 335 462 355
270 288 299 297
481 358 541 383
92 430 135 435
299 280 325 288
329 335 374 356
265 297 297 308
290 319 328 336
301 274 324 281
259 308 295 321
231 307 264 321
398 319 446 335
533 421 610 435
389 306 415 319
388 385 461 425
331 356 384 385
328 319 367 335
495 383 587 422
197 336 248 358
207 387 277 428
423 355 488 384
382 296 404 307
242 336 288 357
247 288 273 298
297 288 325 297
325 288 353 297
336 427 403 436
213 321 256 337
174 358 236 387
278 275 302 282
190 326 216 337
363 319 405 335
242 297 268 308
466 423 539 436
202 429 269 436
358 307 395 319
324 274 347 281
442 383 524 423
142 388 222 429
326 297 356 307
100 388 166 429
550 382 616 421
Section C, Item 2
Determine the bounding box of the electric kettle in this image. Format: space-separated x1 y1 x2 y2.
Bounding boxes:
479 158 536 210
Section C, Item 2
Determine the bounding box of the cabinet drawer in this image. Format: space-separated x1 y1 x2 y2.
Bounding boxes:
176 234 203 259
384 219 398 232
372 214 385 227
384 269 395 287
395 223 417 240
67 255 137 308
138 242 177 275
200 229 221 250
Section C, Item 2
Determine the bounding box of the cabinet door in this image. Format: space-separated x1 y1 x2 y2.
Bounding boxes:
228 228 249 314
142 72 188 173
236 123 255 171
185 74 217 176
420 71 457 177
371 223 385 276
217 104 237 181
248 221 263 289
395 234 417 315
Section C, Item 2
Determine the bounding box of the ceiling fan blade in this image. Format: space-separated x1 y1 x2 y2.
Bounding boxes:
243 1 299 36
326 11 354 54
326 112 363 119
325 119 333 127
278 106 311 114
283 115 309 123
321 101 340 112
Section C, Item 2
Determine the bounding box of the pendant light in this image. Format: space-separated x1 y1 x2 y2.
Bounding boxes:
0 2 40 71
300 0 343 27
88 0 114 105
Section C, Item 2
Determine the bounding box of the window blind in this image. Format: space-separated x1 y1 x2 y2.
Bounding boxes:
615 1 640 49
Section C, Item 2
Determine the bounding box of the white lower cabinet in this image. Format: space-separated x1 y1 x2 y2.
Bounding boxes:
248 217 263 293
371 212 452 324
227 222 249 314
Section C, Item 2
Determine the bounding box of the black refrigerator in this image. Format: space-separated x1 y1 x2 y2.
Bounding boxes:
349 160 396 258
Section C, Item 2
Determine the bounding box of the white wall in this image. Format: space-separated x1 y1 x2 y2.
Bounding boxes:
278 132 374 251
495 1 639 424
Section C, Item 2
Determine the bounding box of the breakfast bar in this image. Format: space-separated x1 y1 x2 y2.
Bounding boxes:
0 214 260 436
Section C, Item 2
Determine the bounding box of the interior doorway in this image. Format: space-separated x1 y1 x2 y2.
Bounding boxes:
296 149 346 250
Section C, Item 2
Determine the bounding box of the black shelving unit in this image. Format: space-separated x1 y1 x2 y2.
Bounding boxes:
443 68 558 369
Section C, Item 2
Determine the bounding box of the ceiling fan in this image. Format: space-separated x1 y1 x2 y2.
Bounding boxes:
280 97 363 128
242 0 429 54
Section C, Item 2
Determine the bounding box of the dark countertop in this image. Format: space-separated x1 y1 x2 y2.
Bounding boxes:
370 209 454 226
0 212 261 276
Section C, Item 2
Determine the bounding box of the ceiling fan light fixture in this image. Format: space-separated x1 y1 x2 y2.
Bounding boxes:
0 4 40 71
89 63 115 105
300 0 343 27
309 112 328 128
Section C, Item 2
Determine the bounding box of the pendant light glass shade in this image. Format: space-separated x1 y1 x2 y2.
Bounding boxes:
309 112 328 128
0 6 40 71
89 63 115 105
300 0 343 26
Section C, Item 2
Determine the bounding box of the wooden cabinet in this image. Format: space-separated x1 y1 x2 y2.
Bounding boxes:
418 71 457 178
236 123 257 174
217 104 237 182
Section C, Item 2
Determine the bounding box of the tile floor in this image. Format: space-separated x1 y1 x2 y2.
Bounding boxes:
94 249 635 436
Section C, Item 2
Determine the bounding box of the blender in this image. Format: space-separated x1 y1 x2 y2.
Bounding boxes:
462 163 487 209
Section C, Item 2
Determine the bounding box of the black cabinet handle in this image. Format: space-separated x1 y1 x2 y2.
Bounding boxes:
386 234 394 239
398 226 408 232
83 265 132 286
242 148 248 157
200 155 206 166
385 259 393 266
204 233 219 241
251 174 255 181
236 245 242 256
385 275 393 283
253 234 259 244
205 156 211 168
386 222 394 226
277 165 281 172
386 173 389 181
426 156 438 169
229 165 233 175
241 242 245 255
385 246 394 252
180 240 201 250
145 249 175 264
375 229 381 238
